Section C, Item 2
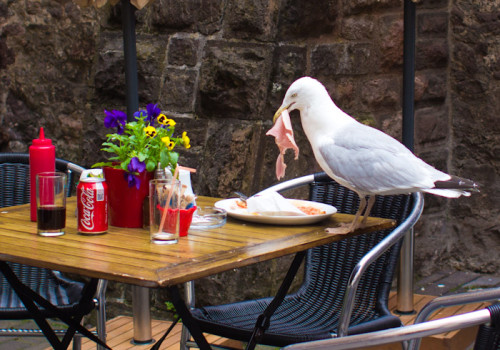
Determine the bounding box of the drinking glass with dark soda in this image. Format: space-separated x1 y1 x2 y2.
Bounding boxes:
36 172 67 236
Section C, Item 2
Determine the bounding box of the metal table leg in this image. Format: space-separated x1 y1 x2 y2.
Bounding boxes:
132 286 154 344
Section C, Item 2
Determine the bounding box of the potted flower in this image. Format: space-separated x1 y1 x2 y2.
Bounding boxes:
93 103 191 228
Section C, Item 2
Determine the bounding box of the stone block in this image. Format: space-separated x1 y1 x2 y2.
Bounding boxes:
439 271 482 291
415 106 449 145
195 120 263 197
414 215 457 276
277 0 338 40
167 36 202 67
416 38 448 70
323 78 358 112
418 0 448 9
379 15 404 70
414 71 447 103
167 35 203 67
312 43 378 77
223 0 279 41
463 275 500 289
137 34 169 102
343 0 401 16
381 110 403 141
198 41 273 120
418 12 448 36
341 15 376 40
267 45 307 115
146 0 224 35
95 32 127 101
96 32 167 103
160 68 198 113
360 76 400 109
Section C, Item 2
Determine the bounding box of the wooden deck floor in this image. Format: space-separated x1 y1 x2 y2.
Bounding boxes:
67 293 489 350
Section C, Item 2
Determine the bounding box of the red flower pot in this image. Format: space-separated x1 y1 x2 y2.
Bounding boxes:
103 167 154 228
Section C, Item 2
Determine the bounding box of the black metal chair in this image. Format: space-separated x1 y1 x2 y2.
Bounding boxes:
407 287 500 350
281 289 500 350
0 152 107 349
180 172 424 349
474 303 500 350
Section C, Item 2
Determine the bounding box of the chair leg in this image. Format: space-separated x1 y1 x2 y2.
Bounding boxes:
96 279 108 350
73 333 82 350
181 324 192 350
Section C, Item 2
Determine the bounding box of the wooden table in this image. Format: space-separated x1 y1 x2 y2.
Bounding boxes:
0 196 394 348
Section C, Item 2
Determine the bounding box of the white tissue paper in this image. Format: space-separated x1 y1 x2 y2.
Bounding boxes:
246 191 307 216
178 168 195 197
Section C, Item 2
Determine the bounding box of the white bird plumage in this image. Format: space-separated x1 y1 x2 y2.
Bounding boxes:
273 77 478 231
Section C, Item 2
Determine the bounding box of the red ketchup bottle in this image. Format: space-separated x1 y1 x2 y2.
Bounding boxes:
29 128 55 221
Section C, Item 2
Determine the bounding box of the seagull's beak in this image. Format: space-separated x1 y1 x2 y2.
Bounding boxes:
273 105 288 124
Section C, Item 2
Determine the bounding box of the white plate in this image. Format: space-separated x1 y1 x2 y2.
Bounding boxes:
214 198 337 225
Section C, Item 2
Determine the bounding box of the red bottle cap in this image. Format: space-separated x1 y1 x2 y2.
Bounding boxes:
32 127 53 146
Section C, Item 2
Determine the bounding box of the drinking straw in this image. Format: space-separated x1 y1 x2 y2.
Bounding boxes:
157 166 180 234
157 165 197 234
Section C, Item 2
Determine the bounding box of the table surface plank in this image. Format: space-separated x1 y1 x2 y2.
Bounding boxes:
0 196 394 287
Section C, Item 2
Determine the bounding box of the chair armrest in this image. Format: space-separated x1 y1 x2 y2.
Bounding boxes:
66 161 86 175
336 192 424 337
283 307 493 350
256 173 321 195
408 287 500 350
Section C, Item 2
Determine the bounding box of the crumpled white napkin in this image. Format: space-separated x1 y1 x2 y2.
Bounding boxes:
246 191 307 216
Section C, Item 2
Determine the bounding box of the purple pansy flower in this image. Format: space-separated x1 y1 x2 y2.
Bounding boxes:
104 109 127 134
145 104 161 126
125 157 146 189
133 109 146 120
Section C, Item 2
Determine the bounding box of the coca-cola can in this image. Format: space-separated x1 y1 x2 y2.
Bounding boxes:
77 177 108 235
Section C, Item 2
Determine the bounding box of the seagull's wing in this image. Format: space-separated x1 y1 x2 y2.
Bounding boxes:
316 123 448 195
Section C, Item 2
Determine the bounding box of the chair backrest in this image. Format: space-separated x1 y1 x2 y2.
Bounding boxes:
0 153 86 313
292 174 413 325
0 153 84 208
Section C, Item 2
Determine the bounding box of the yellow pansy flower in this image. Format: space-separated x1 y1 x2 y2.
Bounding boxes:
182 131 191 149
144 126 157 138
162 136 175 150
157 114 176 128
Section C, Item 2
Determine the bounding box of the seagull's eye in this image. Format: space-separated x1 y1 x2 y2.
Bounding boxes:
291 93 297 98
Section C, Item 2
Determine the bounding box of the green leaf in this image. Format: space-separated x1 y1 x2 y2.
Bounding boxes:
169 152 179 166
92 162 113 168
146 160 156 172
160 149 169 167
137 152 147 162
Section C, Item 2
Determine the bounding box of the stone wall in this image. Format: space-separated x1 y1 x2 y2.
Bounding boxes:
1 0 499 316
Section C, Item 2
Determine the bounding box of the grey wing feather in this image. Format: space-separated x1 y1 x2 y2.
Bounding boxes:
318 124 441 194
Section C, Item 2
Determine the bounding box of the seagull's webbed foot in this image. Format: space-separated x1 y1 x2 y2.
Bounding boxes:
325 223 352 235
325 195 376 235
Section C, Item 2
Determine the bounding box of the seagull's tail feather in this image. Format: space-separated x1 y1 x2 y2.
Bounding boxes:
434 175 480 191
425 175 480 198
423 188 471 198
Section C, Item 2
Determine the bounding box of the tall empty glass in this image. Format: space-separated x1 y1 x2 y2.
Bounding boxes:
36 172 67 236
149 179 181 244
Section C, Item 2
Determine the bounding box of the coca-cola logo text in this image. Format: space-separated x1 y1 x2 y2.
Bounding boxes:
80 188 95 230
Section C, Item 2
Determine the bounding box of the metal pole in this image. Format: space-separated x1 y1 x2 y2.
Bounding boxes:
398 0 417 314
180 281 195 350
132 286 154 344
122 0 139 121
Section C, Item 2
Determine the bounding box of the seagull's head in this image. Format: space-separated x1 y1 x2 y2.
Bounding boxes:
273 77 329 123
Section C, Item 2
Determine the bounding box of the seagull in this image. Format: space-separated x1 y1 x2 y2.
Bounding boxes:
272 77 479 232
